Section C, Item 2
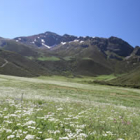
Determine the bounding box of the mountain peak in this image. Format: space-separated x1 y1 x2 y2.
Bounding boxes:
44 31 59 35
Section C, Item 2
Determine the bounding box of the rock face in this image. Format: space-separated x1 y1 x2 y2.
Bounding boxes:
14 32 134 58
107 37 134 57
14 32 78 48
132 46 140 56
125 46 140 62
0 38 8 47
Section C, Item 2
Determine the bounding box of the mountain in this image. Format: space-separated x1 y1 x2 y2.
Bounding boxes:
13 31 134 59
13 32 136 72
0 31 139 83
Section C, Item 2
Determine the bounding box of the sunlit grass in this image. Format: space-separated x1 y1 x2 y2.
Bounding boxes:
37 56 60 61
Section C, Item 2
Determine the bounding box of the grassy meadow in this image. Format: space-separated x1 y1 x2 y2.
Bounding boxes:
0 74 140 140
37 57 60 61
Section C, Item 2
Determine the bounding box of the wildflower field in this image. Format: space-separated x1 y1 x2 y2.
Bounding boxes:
0 75 140 140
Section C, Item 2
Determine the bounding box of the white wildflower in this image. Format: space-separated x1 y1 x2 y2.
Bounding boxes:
7 135 15 139
16 134 20 138
73 116 79 119
48 130 60 134
76 129 82 134
10 114 17 117
103 133 107 136
78 133 88 137
76 124 86 128
25 120 36 125
4 120 12 124
57 108 63 111
48 118 59 122
67 133 77 139
25 134 35 140
23 131 28 134
18 129 22 133
106 131 113 135
28 126 36 129
65 129 71 133
17 123 21 126
4 116 9 119
59 137 69 140
64 118 71 120
6 129 12 133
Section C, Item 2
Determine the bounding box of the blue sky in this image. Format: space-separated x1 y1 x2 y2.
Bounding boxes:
0 0 140 47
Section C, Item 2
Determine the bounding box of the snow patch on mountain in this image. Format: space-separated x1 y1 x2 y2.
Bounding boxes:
74 39 79 42
80 41 84 43
42 43 51 49
61 42 66 45
41 39 45 43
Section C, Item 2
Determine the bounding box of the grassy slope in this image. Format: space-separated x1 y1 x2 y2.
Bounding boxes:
109 66 140 88
0 50 49 77
53 41 111 68
0 75 140 139
0 40 39 57
37 59 113 76
37 56 60 61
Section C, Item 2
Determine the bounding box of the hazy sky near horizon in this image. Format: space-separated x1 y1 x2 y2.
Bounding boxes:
0 0 140 47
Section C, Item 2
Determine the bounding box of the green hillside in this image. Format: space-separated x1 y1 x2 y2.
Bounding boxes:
109 66 140 88
0 39 39 57
37 58 112 76
0 49 49 77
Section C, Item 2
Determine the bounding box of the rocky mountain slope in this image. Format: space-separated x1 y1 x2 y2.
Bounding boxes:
13 32 134 58
14 32 78 48
13 31 134 59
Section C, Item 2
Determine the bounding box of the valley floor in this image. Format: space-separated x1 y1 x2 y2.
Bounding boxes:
0 75 140 140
